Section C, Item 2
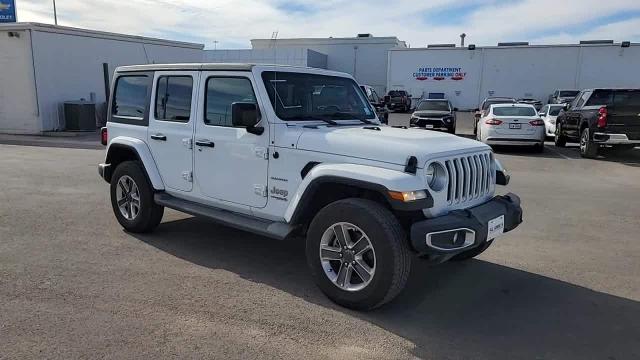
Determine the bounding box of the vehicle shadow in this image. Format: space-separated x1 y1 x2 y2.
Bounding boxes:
132 217 640 360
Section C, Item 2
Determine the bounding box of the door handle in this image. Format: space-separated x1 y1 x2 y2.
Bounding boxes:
195 139 215 148
151 134 167 141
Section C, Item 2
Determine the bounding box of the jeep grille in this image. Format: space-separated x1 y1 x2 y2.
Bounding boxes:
444 152 493 205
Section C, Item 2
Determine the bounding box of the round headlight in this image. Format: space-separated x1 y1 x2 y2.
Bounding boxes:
426 162 446 192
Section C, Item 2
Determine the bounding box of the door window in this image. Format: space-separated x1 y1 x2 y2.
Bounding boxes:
204 77 257 127
155 76 193 122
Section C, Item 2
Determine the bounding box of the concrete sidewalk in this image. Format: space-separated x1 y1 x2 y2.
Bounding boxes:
0 131 104 150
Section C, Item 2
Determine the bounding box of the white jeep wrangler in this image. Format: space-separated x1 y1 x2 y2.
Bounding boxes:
98 63 522 310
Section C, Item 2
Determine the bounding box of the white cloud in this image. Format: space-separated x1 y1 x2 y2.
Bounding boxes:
14 0 640 48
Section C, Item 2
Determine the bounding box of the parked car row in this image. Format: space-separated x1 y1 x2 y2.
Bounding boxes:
465 88 640 157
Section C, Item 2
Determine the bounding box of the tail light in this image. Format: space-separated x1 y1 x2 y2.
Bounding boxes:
100 127 108 145
597 107 607 128
529 119 544 126
485 118 503 125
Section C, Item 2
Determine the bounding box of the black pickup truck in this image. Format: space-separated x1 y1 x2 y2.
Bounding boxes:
555 88 640 158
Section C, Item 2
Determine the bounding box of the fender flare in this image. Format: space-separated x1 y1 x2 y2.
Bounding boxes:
285 163 431 223
106 136 165 190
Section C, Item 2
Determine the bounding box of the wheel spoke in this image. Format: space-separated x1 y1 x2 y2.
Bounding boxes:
118 179 128 194
353 259 373 283
320 245 342 261
336 262 349 287
117 197 128 207
351 236 370 255
332 224 350 248
129 201 135 219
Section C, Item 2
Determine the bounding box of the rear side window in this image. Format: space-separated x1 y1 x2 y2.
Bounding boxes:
112 75 150 119
613 90 640 109
585 90 613 106
205 77 257 127
155 76 193 122
493 106 536 116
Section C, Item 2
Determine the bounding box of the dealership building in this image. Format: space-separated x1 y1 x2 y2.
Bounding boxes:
387 42 640 110
1 21 639 133
0 23 203 134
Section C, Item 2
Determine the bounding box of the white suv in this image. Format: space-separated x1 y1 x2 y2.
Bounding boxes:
98 63 523 310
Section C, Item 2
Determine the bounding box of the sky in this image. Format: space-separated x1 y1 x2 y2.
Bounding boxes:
13 0 640 49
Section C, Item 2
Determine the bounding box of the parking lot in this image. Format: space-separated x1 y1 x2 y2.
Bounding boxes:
1 113 639 359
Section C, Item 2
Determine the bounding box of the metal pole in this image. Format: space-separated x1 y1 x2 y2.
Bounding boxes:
53 0 58 25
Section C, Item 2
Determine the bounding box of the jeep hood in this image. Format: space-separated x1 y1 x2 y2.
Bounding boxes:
413 110 452 117
296 125 488 167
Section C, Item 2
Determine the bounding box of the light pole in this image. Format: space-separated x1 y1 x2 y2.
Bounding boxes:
53 0 58 25
213 40 219 50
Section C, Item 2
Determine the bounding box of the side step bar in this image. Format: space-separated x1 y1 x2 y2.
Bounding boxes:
154 193 297 240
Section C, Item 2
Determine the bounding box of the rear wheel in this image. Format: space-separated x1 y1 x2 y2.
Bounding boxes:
579 127 598 158
554 124 567 147
447 124 456 134
110 161 164 233
450 240 493 261
306 198 411 310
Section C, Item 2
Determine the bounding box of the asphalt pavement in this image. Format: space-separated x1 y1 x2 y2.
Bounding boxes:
1 113 639 359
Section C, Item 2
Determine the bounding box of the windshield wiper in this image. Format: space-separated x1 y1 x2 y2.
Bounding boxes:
325 112 373 124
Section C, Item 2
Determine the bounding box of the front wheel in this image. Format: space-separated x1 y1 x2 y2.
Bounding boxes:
554 124 567 147
306 198 411 310
110 161 164 233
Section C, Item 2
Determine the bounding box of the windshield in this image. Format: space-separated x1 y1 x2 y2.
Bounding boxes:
548 106 564 116
389 90 406 97
417 101 449 111
559 90 579 97
261 71 375 121
493 106 537 116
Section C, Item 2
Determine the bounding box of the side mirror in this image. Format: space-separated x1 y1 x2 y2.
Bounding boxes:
232 102 263 135
453 107 459 112
563 103 570 111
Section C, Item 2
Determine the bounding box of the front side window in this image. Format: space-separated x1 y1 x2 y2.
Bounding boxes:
548 106 564 116
261 71 374 121
559 90 579 98
113 75 149 119
205 77 257 127
492 106 537 116
155 76 193 122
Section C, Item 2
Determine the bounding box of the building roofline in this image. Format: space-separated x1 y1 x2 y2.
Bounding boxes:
390 42 639 51
0 22 204 49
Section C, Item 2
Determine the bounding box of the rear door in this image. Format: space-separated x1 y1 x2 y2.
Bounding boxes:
147 71 198 192
609 90 640 140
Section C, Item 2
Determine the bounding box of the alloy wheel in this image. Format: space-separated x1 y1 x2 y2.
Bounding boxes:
319 222 376 292
116 175 141 220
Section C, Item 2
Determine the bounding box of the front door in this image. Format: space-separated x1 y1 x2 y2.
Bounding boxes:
194 72 269 208
147 71 198 192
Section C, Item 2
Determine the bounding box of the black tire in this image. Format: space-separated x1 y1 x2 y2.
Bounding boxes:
450 240 493 261
447 125 456 134
579 127 598 158
554 124 567 147
110 161 164 233
306 198 411 310
473 118 479 135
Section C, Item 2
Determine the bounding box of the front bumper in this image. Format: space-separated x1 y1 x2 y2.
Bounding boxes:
410 193 523 256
